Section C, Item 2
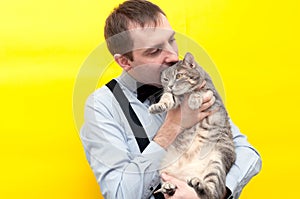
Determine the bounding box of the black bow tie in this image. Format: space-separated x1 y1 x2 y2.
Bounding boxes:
137 84 163 103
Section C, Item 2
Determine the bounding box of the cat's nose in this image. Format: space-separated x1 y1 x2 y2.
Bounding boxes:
166 86 172 92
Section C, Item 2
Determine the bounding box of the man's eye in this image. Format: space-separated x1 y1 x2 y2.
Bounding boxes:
150 48 162 55
169 37 176 43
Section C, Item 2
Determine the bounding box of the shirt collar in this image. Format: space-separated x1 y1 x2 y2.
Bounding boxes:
117 71 162 103
117 71 139 94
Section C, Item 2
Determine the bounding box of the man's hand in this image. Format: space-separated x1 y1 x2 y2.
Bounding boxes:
161 173 200 199
177 90 215 130
153 89 215 149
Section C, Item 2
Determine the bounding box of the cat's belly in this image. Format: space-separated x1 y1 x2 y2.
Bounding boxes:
160 130 222 182
161 150 222 182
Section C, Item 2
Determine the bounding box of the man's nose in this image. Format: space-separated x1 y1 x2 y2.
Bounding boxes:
163 48 178 65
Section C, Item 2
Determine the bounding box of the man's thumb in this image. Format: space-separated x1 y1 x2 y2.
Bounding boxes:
161 172 172 182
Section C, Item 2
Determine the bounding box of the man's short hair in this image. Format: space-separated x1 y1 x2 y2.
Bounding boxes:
104 0 166 60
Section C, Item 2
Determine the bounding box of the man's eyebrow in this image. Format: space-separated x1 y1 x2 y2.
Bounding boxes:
169 31 175 40
142 31 176 54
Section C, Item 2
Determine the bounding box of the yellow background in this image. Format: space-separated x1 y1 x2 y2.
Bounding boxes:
1 0 299 198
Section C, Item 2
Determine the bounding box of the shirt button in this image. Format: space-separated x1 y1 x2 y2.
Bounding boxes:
150 187 154 191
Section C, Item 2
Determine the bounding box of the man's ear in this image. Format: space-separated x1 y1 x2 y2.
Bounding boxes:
114 54 132 71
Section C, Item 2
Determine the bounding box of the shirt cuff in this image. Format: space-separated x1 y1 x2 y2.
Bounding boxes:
142 141 167 167
225 166 240 198
225 186 233 199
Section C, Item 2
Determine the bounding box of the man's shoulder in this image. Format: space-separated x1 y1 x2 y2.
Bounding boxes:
85 84 114 107
92 84 111 97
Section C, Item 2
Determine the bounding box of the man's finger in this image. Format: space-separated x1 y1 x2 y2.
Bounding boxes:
199 96 215 111
161 172 171 182
196 80 206 90
202 90 213 103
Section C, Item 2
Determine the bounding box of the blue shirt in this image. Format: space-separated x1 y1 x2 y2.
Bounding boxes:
80 71 262 199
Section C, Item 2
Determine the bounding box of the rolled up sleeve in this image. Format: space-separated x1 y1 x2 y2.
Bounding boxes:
225 120 262 198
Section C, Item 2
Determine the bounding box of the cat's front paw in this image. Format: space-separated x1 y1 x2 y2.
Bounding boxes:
149 103 165 114
188 93 203 110
149 93 175 114
154 182 177 196
149 101 172 114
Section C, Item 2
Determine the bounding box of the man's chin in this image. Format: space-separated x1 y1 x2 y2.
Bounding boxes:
149 80 162 87
153 83 162 88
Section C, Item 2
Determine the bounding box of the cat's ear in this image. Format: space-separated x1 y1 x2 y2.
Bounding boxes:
114 54 132 71
183 52 196 68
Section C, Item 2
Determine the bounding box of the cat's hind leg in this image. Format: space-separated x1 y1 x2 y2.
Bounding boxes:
154 182 177 196
187 177 209 198
187 163 227 199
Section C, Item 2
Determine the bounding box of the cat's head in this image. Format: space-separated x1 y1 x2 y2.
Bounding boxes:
160 52 205 95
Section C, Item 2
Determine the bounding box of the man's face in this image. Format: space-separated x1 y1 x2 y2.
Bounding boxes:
127 14 179 86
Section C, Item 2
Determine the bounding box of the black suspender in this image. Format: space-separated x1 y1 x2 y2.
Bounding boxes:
106 79 164 199
106 79 150 152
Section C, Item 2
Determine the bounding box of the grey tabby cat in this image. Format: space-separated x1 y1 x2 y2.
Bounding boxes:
149 52 236 199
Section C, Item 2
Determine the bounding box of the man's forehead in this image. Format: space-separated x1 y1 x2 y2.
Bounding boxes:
129 27 175 49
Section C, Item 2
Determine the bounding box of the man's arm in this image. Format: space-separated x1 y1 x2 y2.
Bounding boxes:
225 120 262 198
80 90 166 199
157 120 262 199
154 90 216 149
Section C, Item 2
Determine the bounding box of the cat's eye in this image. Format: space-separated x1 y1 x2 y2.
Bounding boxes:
162 77 169 82
176 73 184 79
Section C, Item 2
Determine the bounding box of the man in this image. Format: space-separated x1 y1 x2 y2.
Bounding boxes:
80 0 262 198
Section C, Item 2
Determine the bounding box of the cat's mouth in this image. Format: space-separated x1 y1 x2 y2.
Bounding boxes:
172 88 190 96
